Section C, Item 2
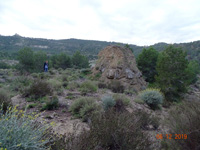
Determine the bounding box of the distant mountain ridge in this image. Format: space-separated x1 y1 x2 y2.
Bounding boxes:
0 34 199 63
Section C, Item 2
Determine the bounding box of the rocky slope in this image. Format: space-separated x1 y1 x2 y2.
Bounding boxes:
92 45 147 92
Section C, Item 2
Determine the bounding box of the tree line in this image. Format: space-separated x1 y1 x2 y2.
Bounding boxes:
16 47 89 72
137 45 200 102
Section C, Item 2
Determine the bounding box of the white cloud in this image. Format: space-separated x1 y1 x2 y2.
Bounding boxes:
0 0 200 45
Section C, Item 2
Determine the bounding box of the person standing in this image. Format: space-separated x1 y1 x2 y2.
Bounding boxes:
44 61 48 72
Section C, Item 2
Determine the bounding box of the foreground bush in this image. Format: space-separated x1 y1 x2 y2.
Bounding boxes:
0 89 12 112
0 106 51 150
139 88 164 110
79 80 98 95
162 101 200 150
69 97 100 121
64 110 151 150
23 79 52 99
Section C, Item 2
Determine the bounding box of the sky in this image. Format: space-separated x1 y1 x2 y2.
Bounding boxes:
0 0 200 46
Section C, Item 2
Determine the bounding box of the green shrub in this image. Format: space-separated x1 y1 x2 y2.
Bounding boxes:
113 93 130 106
0 61 11 69
108 80 124 93
101 95 116 111
65 93 75 99
69 97 100 121
41 96 59 110
31 73 39 78
27 103 38 108
47 78 62 89
124 88 137 95
11 76 33 92
0 107 51 150
62 81 68 88
139 88 164 110
98 82 107 89
162 101 200 150
49 69 56 75
79 80 97 94
0 89 11 112
23 79 52 99
66 81 80 90
64 110 151 150
62 75 68 82
113 94 130 112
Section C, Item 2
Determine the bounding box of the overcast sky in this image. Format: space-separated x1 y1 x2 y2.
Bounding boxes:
0 0 200 46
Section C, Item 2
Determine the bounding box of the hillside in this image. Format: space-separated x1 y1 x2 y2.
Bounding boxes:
0 34 200 63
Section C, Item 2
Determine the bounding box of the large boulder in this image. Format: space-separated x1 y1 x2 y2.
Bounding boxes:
92 45 147 92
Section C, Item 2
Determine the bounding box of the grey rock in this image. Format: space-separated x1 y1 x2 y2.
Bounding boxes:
107 69 115 79
125 68 134 79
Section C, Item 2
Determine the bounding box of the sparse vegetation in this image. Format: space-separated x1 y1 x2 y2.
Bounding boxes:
0 36 199 150
79 80 98 95
69 97 100 121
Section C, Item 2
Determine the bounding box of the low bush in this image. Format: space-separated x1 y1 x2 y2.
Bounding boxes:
66 81 80 90
62 81 68 88
98 82 107 89
11 76 33 93
62 75 68 82
79 80 98 95
113 93 130 112
101 95 116 111
41 96 59 110
0 61 11 69
101 94 130 112
31 73 39 78
113 93 130 106
64 110 151 150
69 97 100 122
0 89 12 112
139 88 164 110
0 106 51 150
47 78 62 89
161 101 200 150
108 80 124 93
27 103 38 108
23 79 52 99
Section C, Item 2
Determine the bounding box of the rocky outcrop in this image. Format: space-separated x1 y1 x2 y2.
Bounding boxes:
92 45 147 92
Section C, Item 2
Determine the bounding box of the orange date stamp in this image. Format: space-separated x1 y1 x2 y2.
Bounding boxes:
156 134 187 140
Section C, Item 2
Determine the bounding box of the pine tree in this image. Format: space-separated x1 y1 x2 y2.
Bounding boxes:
137 47 159 83
156 45 188 102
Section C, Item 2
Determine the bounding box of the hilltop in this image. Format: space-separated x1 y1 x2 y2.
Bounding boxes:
0 34 199 64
